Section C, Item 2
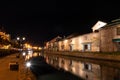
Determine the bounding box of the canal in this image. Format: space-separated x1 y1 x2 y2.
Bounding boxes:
42 53 120 80
29 53 83 80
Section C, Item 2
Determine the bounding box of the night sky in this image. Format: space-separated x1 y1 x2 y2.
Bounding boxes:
0 1 120 46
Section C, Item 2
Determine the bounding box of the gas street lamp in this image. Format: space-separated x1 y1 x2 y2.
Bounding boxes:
17 37 25 41
16 37 26 49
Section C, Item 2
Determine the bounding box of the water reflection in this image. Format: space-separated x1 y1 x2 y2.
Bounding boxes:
43 54 120 80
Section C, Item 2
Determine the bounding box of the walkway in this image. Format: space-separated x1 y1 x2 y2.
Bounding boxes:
0 53 36 80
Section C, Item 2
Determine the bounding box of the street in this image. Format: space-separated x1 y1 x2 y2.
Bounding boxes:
0 54 19 80
0 53 36 80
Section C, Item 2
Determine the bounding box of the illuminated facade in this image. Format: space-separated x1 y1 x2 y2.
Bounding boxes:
0 31 10 41
100 19 120 52
0 31 11 49
46 19 120 52
46 36 62 51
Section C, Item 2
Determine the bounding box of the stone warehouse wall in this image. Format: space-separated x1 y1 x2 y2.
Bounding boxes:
100 24 120 52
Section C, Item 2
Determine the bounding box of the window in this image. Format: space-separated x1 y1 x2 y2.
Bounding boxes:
119 42 120 44
83 63 92 71
117 27 120 35
84 45 88 50
61 59 64 64
61 45 64 50
69 60 72 66
94 30 99 32
83 44 91 51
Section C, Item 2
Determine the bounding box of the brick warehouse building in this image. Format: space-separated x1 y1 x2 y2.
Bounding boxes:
45 18 120 52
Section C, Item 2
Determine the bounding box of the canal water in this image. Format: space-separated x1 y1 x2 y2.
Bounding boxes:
29 53 83 80
42 53 120 80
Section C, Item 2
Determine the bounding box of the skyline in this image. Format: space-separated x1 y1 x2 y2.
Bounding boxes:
0 1 120 46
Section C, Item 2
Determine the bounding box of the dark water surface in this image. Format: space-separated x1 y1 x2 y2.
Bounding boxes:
30 56 83 80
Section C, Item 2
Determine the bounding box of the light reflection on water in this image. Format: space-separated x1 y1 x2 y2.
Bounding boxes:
43 54 120 80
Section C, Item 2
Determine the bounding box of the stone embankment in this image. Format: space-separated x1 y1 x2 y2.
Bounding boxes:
44 51 120 61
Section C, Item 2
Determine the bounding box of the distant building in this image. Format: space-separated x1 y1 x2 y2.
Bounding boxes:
45 18 120 52
46 36 62 51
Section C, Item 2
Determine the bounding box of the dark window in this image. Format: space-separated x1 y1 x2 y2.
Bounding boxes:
61 45 64 49
84 44 88 49
117 27 120 35
61 60 64 64
69 60 72 66
94 30 99 32
119 42 120 44
84 63 92 71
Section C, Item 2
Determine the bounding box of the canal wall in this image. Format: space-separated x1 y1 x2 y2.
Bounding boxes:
44 51 120 62
44 51 120 80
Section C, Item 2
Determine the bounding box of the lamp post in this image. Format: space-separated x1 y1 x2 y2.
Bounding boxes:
17 37 26 50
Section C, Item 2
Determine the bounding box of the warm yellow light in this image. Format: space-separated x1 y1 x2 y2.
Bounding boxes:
64 39 68 43
38 47 42 50
24 43 32 49
32 46 38 49
32 46 42 50
33 53 38 57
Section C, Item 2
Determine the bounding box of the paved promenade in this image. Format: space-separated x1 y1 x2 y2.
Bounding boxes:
0 53 36 80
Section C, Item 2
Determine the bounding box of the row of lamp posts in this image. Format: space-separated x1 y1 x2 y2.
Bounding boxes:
17 37 26 49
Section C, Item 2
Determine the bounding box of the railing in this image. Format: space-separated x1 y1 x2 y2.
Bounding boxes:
0 49 19 57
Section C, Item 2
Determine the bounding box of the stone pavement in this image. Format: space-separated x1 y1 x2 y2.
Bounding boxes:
0 53 36 80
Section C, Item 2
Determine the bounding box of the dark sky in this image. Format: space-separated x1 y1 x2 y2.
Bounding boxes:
0 1 120 46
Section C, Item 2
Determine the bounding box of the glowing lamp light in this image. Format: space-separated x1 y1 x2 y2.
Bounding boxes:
26 62 31 67
64 39 68 43
22 37 25 40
